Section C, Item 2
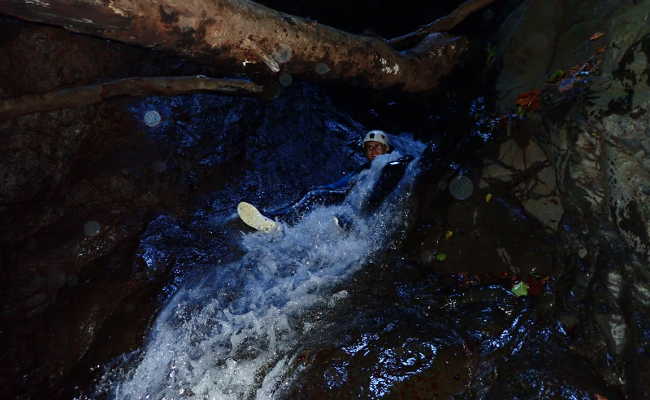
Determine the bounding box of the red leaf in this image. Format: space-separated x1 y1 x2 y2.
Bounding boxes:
589 32 605 41
515 90 541 111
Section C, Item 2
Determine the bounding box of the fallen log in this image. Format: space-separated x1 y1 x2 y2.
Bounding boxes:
0 0 483 93
0 76 263 121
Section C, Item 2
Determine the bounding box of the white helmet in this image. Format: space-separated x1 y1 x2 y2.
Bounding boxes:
363 130 390 149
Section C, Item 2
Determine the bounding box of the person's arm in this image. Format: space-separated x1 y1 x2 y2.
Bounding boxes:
360 155 414 215
312 171 357 191
264 170 360 224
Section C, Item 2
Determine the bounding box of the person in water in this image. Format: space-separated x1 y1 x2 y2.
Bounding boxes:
237 130 412 232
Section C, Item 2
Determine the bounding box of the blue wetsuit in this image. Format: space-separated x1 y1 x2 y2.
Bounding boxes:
265 155 414 224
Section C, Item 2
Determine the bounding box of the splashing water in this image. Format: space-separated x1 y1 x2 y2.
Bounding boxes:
94 137 426 400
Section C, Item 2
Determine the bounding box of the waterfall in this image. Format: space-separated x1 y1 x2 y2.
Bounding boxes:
94 136 426 400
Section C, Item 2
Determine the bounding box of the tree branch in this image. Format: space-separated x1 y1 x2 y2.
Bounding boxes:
388 0 498 50
0 0 468 93
0 76 263 121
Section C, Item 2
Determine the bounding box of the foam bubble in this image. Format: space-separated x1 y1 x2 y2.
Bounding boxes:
449 175 473 200
273 44 293 64
279 73 293 87
315 63 330 75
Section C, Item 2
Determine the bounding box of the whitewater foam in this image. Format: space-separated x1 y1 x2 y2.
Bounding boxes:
94 137 425 400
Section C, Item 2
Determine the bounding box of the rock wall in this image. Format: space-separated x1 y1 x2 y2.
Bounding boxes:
0 19 214 398
0 15 369 397
494 0 650 397
7 0 650 397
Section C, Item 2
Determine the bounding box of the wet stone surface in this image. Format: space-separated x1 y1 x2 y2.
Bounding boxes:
406 187 556 281
4 0 650 398
280 256 609 399
494 0 650 396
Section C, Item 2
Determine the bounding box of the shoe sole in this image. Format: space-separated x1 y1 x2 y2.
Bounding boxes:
332 216 343 231
237 202 277 232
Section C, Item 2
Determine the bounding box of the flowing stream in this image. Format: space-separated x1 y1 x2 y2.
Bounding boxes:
93 137 426 399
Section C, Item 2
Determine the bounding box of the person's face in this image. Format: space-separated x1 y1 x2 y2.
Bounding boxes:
364 141 388 161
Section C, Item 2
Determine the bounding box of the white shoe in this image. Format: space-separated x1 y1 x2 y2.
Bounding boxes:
237 202 278 233
332 215 352 232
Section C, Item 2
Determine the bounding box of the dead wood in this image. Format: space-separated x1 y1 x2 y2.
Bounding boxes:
389 0 498 50
0 76 263 121
0 0 473 93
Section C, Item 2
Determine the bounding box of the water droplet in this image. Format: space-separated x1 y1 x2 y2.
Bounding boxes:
449 175 473 200
273 44 293 63
315 63 330 75
84 220 101 237
278 73 293 87
144 110 162 127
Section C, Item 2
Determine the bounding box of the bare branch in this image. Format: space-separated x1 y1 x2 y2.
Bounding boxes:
0 76 263 121
389 0 498 50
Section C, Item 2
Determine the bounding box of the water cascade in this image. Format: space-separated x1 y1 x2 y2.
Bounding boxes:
93 137 426 399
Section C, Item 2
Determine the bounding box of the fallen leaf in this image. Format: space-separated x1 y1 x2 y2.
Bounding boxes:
547 69 565 83
515 90 541 111
512 281 529 297
590 32 605 41
594 394 608 400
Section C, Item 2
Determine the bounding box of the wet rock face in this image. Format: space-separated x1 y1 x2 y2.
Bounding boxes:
496 0 622 108
574 26 650 393
495 0 650 396
0 16 367 398
0 21 185 398
280 259 610 399
406 187 555 281
0 20 223 398
289 332 474 399
481 130 563 232
551 13 650 397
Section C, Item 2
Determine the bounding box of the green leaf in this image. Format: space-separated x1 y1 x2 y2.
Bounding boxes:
512 281 529 297
547 69 565 82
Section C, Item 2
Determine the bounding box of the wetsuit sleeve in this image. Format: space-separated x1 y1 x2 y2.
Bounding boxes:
264 171 359 224
312 172 357 191
360 155 414 215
